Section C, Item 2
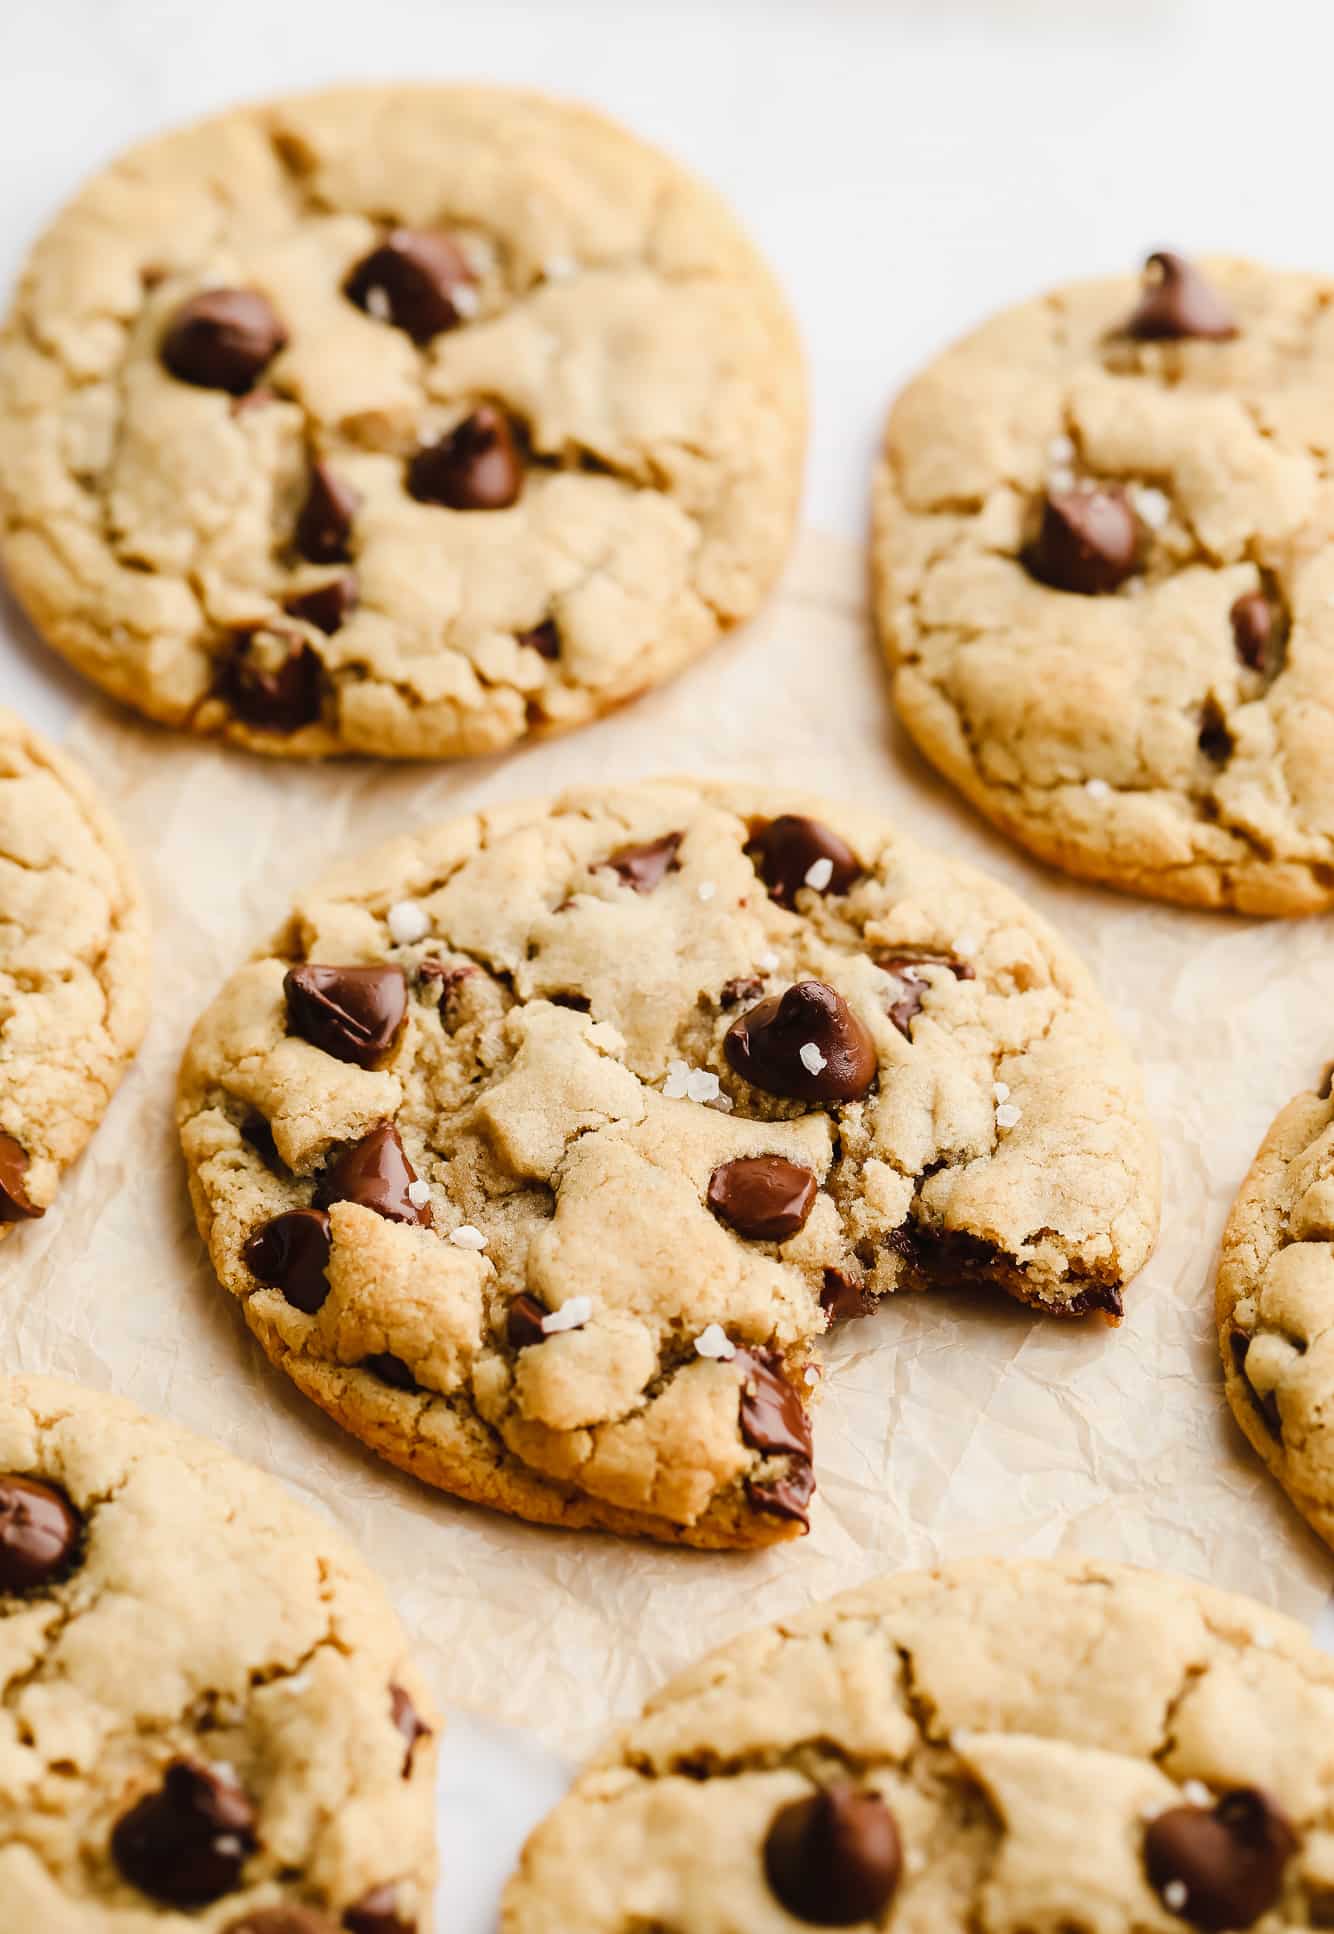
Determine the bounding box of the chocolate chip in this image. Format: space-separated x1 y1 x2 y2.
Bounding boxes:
362 1353 418 1391
724 981 877 1104
343 1883 415 1934
1198 696 1234 765
285 573 359 635
518 620 560 660
225 1911 338 1934
507 1293 549 1349
735 1348 813 1461
345 230 474 343
763 1783 902 1925
1124 251 1238 342
707 1157 818 1242
879 948 975 985
1029 487 1140 596
602 831 683 893
161 289 288 394
1230 1332 1283 1441
747 816 861 909
315 1125 432 1227
407 406 522 511
284 964 408 1069
241 1113 286 1174
111 1759 257 1907
886 968 927 1041
0 1475 81 1591
720 975 765 1009
548 992 591 1012
1145 1788 1296 1930
295 462 359 564
244 1208 332 1314
748 1458 817 1528
820 1267 875 1323
219 632 323 734
0 1133 43 1222
390 1685 432 1777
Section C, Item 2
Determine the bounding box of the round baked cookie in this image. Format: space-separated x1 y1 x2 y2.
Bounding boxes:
873 250 1334 914
501 1557 1334 1932
0 708 149 1238
1217 1070 1334 1553
177 779 1160 1551
0 86 805 761
0 1374 437 1930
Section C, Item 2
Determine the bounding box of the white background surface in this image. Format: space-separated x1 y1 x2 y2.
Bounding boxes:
6 2 1334 1924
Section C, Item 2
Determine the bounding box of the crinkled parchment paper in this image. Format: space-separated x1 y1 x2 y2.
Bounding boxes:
5 528 1331 1753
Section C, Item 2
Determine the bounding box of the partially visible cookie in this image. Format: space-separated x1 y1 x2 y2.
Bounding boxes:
0 85 805 760
0 709 148 1237
502 1557 1333 1932
1217 1072 1334 1552
874 251 1334 913
0 1374 438 1931
178 779 1160 1550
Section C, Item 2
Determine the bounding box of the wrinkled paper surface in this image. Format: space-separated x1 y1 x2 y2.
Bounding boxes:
7 529 1331 1753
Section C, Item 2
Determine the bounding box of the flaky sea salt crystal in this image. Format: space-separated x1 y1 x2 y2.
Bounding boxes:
695 1323 735 1360
804 856 834 890
1085 777 1112 800
995 1102 1022 1130
993 1082 1010 1103
1164 1882 1189 1913
451 284 481 319
407 1180 432 1208
698 881 717 902
798 1042 827 1076
1047 434 1076 467
663 1059 690 1099
1130 483 1171 530
365 285 392 321
952 932 981 957
686 1069 721 1104
542 1295 593 1334
544 254 577 280
757 950 780 973
449 1224 486 1251
1182 1780 1212 1807
804 1366 820 1386
387 899 431 945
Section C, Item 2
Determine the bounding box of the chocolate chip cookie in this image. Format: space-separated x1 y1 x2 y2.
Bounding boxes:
502 1557 1332 1932
0 86 805 760
1217 1070 1334 1554
177 780 1160 1549
873 251 1334 913
0 708 148 1238
0 1374 437 1929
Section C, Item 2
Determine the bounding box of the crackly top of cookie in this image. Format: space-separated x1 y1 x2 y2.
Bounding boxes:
178 779 1159 1550
0 708 148 1236
1217 1072 1334 1556
0 1375 436 1929
0 84 805 761
874 252 1334 914
502 1557 1334 1932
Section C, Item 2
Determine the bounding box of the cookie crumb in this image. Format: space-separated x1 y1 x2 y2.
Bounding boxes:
798 1042 827 1076
542 1295 593 1334
694 1323 735 1360
449 1223 486 1251
388 900 431 945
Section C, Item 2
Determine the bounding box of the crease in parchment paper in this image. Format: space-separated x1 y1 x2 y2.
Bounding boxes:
4 527 1329 1756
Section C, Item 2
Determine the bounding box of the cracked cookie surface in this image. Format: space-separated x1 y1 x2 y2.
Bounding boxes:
177 779 1159 1550
1218 1075 1334 1554
0 85 805 760
872 254 1334 913
0 1374 437 1931
0 708 148 1238
501 1557 1334 1932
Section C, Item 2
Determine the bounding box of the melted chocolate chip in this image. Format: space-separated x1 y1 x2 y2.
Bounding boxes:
345 230 474 343
1029 487 1140 595
747 816 861 909
707 1157 818 1242
219 633 323 734
343 1883 415 1934
1230 1332 1283 1441
161 289 288 394
724 981 877 1104
244 1208 332 1314
284 964 408 1069
1124 251 1238 342
284 573 359 635
390 1685 432 1777
0 1475 81 1591
111 1759 257 1906
886 968 927 1040
820 1267 876 1323
225 1911 338 1934
518 620 560 660
407 406 522 511
507 1293 549 1349
747 1458 817 1528
1145 1788 1296 1930
879 950 976 1042
362 1353 418 1391
0 1133 42 1222
763 1783 902 1926
1198 696 1235 765
295 462 359 564
603 831 683 893
315 1126 432 1227
720 975 765 1009
735 1348 813 1461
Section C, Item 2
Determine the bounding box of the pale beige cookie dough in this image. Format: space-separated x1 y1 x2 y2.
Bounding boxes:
873 252 1334 913
0 707 148 1238
1218 1070 1334 1554
502 1557 1334 1932
0 1374 438 1931
178 779 1160 1551
0 85 805 761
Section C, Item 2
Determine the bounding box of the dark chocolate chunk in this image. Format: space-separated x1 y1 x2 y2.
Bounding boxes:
244 1208 332 1314
111 1759 257 1906
0 1475 82 1592
284 573 359 635
315 1125 432 1227
747 1458 817 1529
724 981 877 1104
747 816 861 909
720 974 765 1009
602 831 683 893
284 965 408 1069
735 1348 813 1461
707 1156 818 1242
219 632 323 734
161 289 287 394
295 462 359 564
1145 1788 1296 1930
506 1294 549 1350
345 230 474 343
763 1783 902 1925
1029 487 1140 595
407 406 522 511
819 1267 876 1323
1123 252 1238 343
0 1133 43 1223
362 1353 418 1392
390 1684 432 1777
518 620 560 660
